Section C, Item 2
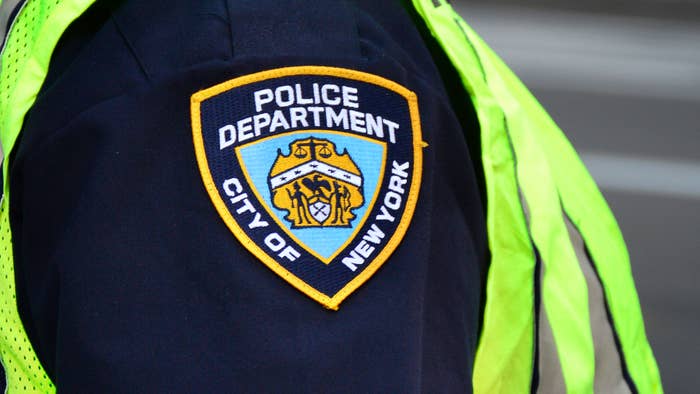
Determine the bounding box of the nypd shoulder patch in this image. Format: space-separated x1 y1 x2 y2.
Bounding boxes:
191 66 423 310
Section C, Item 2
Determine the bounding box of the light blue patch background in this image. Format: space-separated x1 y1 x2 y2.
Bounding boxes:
237 132 385 259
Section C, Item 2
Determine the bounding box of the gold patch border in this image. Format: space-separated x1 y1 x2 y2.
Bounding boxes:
234 130 387 265
191 66 423 310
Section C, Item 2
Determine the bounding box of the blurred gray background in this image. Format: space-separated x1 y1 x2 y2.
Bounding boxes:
454 0 699 391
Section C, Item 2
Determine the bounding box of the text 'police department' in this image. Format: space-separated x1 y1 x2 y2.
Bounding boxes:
218 83 402 149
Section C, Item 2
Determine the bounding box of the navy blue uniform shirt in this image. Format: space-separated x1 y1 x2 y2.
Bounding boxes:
9 0 487 392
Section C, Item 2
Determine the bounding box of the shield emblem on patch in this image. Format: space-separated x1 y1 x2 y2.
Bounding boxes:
268 136 365 230
191 66 423 309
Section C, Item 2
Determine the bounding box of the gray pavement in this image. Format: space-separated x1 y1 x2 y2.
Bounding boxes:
465 0 700 21
455 3 700 391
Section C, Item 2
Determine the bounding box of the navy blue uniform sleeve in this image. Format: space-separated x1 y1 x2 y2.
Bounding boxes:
10 1 487 392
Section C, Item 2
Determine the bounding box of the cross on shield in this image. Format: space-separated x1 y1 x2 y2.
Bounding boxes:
309 199 331 223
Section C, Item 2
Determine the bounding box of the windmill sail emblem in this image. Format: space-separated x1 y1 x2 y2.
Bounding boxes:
269 137 364 228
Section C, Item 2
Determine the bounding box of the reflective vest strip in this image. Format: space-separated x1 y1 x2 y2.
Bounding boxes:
411 1 538 392
476 29 597 393
478 17 662 393
491 40 663 393
411 0 662 392
0 1 97 392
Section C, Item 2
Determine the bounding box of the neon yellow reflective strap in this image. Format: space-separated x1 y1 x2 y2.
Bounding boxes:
477 36 596 393
0 0 96 392
489 34 664 394
411 0 662 393
411 1 537 392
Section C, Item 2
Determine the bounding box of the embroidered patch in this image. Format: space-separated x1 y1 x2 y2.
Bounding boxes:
191 66 423 310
